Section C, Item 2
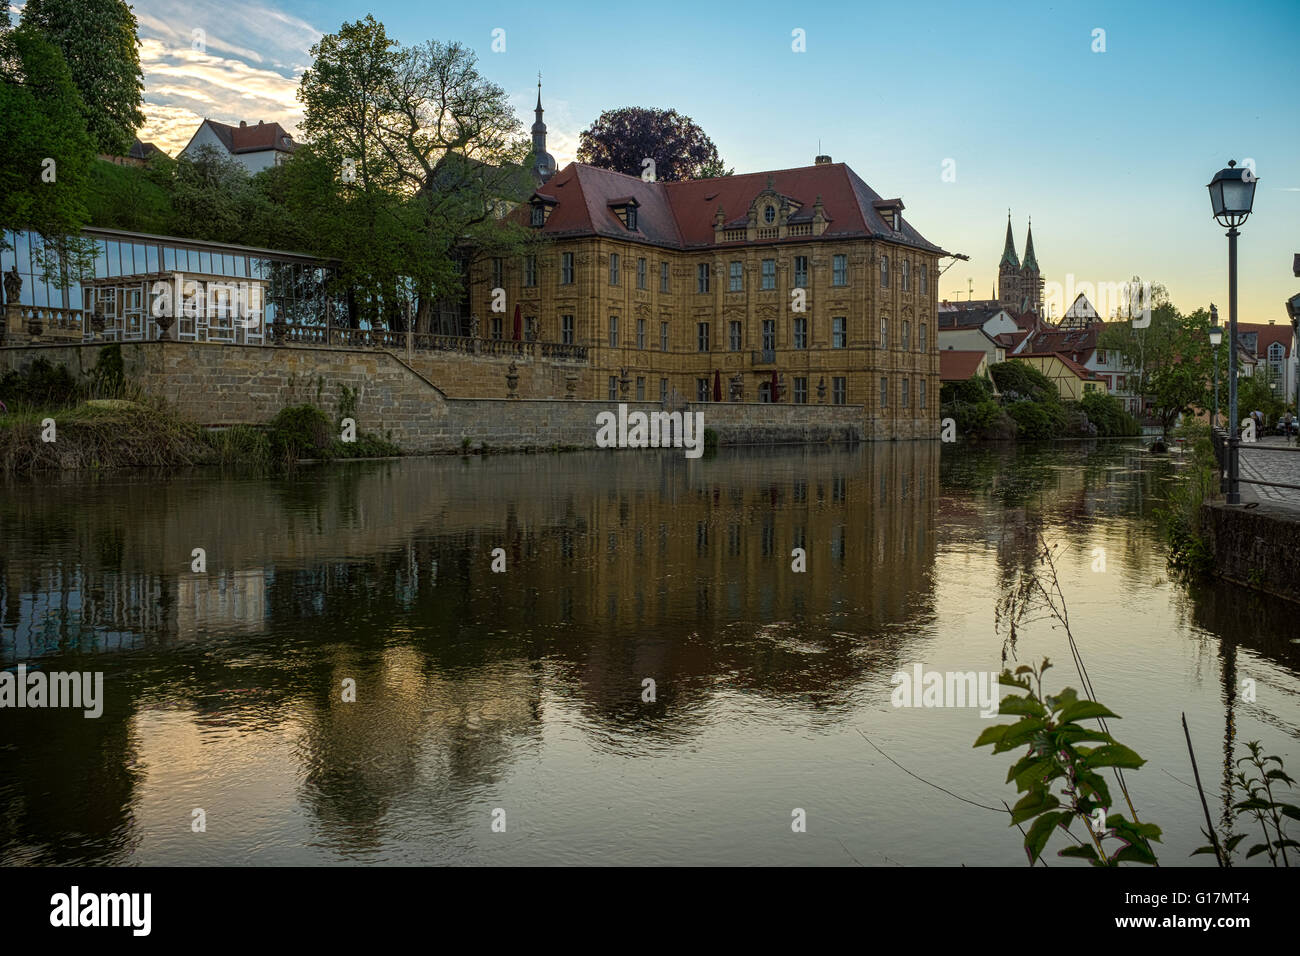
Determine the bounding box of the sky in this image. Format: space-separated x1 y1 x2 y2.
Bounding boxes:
24 0 1300 322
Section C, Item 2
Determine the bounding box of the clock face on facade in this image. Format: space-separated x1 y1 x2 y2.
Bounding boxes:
764 205 776 224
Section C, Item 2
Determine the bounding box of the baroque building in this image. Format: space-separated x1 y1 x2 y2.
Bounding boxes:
473 152 948 440
997 215 1042 316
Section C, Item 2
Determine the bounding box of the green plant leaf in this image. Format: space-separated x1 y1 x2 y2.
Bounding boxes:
1010 790 1060 825
973 724 1012 748
1000 696 1046 718
1079 744 1145 770
1024 810 1066 863
1057 700 1119 724
1059 844 1100 861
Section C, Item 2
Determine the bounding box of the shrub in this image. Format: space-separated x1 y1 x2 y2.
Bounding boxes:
1007 399 1066 440
0 358 79 409
990 361 1059 405
267 404 332 462
1079 391 1140 437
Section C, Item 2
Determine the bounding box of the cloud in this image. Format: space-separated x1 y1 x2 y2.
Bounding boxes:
133 0 320 154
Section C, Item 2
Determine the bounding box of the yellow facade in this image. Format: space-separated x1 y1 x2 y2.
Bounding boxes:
473 234 941 439
1013 355 1107 401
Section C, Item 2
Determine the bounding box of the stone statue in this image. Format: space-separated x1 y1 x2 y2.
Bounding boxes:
468 313 480 339
3 266 20 307
817 376 827 403
506 360 520 399
618 367 631 398
729 372 744 402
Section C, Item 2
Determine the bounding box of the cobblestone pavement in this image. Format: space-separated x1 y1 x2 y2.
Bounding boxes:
1238 436 1300 511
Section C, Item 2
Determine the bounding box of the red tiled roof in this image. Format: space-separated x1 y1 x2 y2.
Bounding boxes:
994 330 1029 350
940 349 987 381
1025 325 1099 362
522 162 947 253
1020 351 1102 381
1237 322 1293 358
204 119 296 154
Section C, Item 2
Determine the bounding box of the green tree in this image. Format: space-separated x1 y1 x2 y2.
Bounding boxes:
20 0 144 156
0 21 96 275
1100 295 1215 438
296 21 543 332
166 146 258 243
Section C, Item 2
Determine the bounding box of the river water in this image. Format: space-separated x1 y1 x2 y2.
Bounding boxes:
1 441 1297 866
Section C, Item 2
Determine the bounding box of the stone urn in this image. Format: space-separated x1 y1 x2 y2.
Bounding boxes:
154 312 175 341
506 360 520 399
729 372 744 402
564 371 579 399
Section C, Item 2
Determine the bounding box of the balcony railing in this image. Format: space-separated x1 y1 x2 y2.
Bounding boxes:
4 309 589 364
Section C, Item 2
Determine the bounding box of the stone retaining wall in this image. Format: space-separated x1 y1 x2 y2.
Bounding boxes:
1 341 928 452
1202 501 1300 603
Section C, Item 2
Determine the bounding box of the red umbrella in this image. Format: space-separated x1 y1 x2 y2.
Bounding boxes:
713 368 722 402
512 304 522 341
770 369 779 402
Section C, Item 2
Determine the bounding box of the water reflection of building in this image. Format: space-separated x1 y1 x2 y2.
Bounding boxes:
176 569 268 636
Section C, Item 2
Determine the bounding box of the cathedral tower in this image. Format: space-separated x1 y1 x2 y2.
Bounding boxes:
997 213 1021 311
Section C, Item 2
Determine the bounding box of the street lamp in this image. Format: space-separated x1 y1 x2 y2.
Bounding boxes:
1286 291 1300 443
1207 160 1258 504
1209 304 1222 429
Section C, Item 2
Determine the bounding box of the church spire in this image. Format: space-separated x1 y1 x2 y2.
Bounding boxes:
999 212 1020 270
1022 218 1038 272
529 72 557 185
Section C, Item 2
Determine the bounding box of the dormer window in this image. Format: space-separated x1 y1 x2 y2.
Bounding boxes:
764 205 776 224
529 195 557 227
873 198 905 231
608 197 640 230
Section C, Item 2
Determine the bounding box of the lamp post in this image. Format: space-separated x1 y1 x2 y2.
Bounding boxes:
1286 292 1300 444
1208 160 1258 504
1209 305 1222 429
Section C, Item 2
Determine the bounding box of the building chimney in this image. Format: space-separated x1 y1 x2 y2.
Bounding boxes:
814 154 832 165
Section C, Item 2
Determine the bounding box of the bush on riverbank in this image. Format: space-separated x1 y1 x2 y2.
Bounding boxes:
941 361 1140 442
0 400 215 474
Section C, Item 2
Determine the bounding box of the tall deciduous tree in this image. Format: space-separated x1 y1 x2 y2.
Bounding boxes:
21 0 145 156
578 107 731 181
1100 291 1216 437
0 21 96 275
296 22 541 332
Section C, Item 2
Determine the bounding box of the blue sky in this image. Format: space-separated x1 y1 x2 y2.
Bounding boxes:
112 0 1300 319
